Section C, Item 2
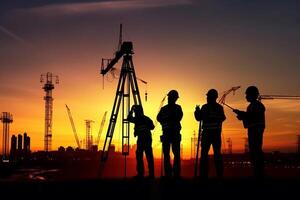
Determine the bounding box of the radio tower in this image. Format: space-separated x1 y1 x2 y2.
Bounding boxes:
1 112 13 160
40 72 59 152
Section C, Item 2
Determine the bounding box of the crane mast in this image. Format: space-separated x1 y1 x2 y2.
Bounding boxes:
65 105 81 149
40 72 59 152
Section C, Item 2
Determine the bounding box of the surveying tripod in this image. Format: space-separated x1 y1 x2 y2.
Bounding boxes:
101 42 143 169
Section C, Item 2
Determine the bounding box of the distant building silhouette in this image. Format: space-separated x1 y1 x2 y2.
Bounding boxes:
10 133 31 160
17 134 22 153
58 146 65 152
91 145 98 152
10 135 17 158
109 144 116 154
23 132 30 154
66 146 75 152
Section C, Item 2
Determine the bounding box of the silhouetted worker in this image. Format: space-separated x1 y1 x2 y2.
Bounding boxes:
194 89 226 179
128 105 155 178
157 90 183 178
233 86 265 179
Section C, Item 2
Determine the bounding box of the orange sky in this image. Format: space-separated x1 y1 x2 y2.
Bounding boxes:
1 61 300 158
1 0 300 158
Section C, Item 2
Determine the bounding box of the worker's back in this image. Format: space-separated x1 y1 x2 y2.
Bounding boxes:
245 100 265 129
157 103 183 135
196 102 226 132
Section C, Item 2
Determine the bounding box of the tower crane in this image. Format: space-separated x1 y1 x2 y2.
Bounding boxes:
65 104 81 149
40 72 59 152
100 24 143 166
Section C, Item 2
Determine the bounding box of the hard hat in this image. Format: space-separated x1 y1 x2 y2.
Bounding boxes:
246 86 259 96
207 89 218 99
168 90 179 99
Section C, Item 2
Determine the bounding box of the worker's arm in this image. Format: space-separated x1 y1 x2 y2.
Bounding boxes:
233 109 246 121
177 106 183 122
147 117 155 130
127 106 135 123
194 105 202 121
157 107 164 123
220 106 226 122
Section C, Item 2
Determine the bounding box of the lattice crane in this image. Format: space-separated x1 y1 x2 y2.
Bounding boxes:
65 104 81 149
95 111 107 148
40 72 59 152
218 86 241 109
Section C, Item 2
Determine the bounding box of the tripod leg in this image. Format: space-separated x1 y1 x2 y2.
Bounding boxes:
101 69 127 161
194 121 202 177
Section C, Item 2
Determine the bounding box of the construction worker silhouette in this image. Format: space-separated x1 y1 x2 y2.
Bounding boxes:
157 90 183 178
128 105 155 178
233 86 265 179
194 89 226 179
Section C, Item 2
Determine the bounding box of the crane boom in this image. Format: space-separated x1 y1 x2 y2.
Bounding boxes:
259 95 300 101
96 111 107 147
65 104 81 149
218 86 241 104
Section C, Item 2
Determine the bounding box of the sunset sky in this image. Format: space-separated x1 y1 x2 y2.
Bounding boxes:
1 0 300 158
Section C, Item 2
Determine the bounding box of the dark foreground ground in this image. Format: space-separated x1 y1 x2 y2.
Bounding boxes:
1 152 299 199
0 177 299 200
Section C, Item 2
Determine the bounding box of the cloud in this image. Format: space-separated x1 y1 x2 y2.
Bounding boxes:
0 25 31 46
12 0 193 17
0 85 38 100
264 100 300 113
